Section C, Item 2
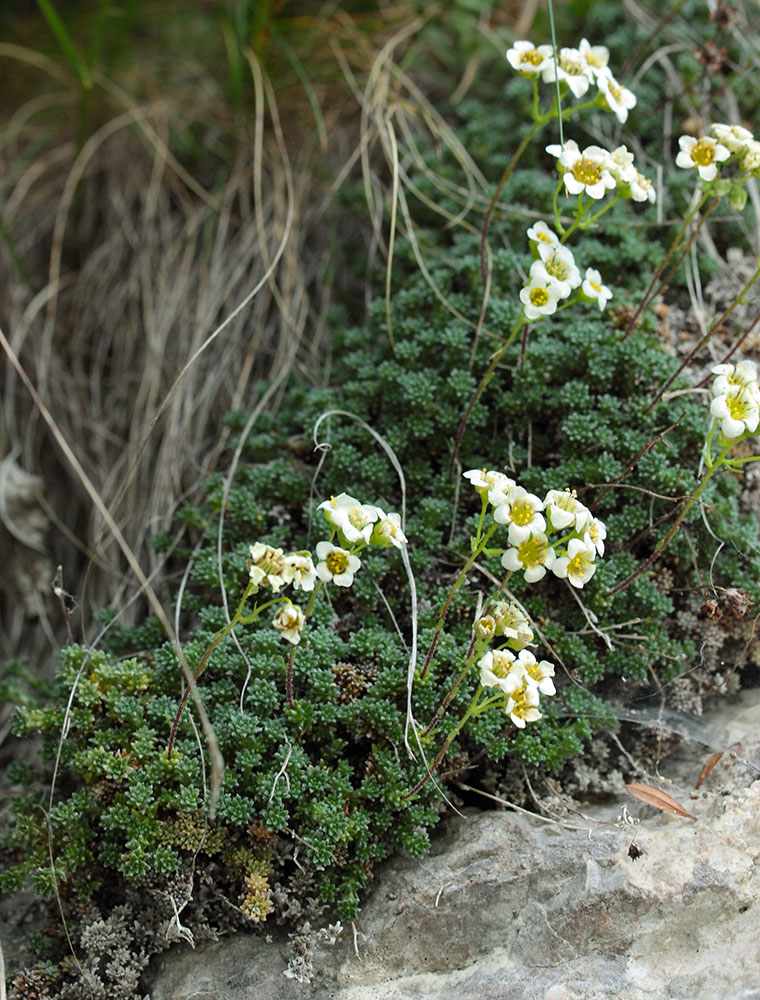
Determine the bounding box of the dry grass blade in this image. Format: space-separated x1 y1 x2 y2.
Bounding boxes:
626 782 697 820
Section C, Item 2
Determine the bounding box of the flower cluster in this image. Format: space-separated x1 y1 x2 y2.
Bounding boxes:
676 123 760 185
506 38 636 122
521 223 612 318
709 360 760 440
546 139 656 204
464 470 606 588
478 645 556 728
246 492 407 645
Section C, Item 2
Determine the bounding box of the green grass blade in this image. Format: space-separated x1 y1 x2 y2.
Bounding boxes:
35 0 91 88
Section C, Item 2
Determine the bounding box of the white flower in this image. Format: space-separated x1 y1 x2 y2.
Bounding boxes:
597 73 637 123
473 615 496 640
629 170 656 204
526 221 560 247
711 123 753 153
544 488 591 533
552 538 598 588
583 517 607 557
710 386 760 439
504 672 542 728
542 46 594 98
248 543 293 592
513 649 556 696
520 275 563 320
738 139 760 173
318 492 379 544
675 135 730 182
605 145 636 185
506 40 554 75
370 508 407 548
546 139 617 199
283 551 317 592
578 38 610 79
582 267 613 311
315 541 362 587
272 602 306 645
493 486 546 544
479 649 516 692
463 468 516 500
501 532 556 583
535 243 582 298
491 601 534 650
711 360 758 396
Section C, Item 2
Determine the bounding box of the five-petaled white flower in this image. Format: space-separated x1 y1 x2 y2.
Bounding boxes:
583 517 607 557
520 275 563 320
479 649 517 692
513 649 556 696
504 673 542 728
526 221 560 247
597 73 637 123
542 46 595 98
579 38 610 78
318 492 379 544
272 602 306 645
501 532 556 583
371 509 408 548
544 489 591 533
710 385 760 439
492 601 535 650
552 538 598 588
738 139 760 173
315 541 362 587
493 486 547 544
629 170 656 204
582 267 613 311
506 40 553 76
535 243 582 299
675 135 730 182
283 551 317 592
546 139 617 200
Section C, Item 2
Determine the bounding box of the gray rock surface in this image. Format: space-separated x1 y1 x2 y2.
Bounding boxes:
147 692 760 1000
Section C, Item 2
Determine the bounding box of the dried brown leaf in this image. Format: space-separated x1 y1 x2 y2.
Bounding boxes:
695 751 724 790
625 782 697 821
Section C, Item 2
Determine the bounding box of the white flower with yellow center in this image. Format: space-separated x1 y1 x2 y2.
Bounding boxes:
675 135 730 182
520 275 562 320
582 267 613 311
370 508 407 548
711 123 753 153
583 517 607 557
501 532 556 583
535 243 581 298
493 486 546 544
738 139 760 174
283 551 317 592
579 38 610 78
318 492 379 544
544 488 591 532
546 139 617 199
248 543 294 592
492 601 534 650
711 360 758 397
272 602 306 645
710 386 760 439
513 650 556 696
542 46 594 98
315 541 362 587
504 673 542 728
526 221 559 247
463 468 516 500
506 40 553 76
552 538 597 588
479 648 516 692
597 73 637 123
